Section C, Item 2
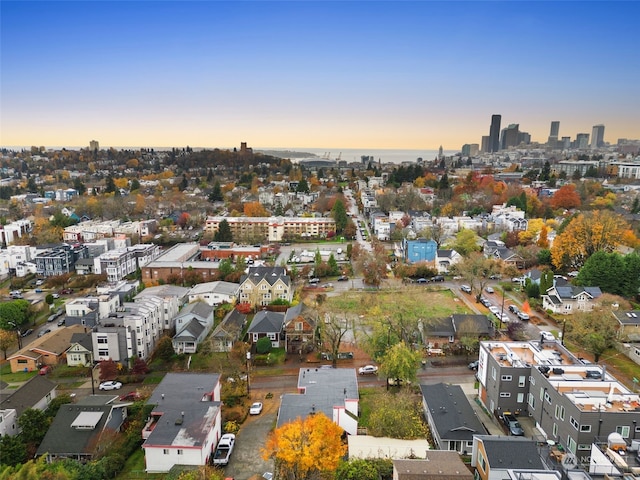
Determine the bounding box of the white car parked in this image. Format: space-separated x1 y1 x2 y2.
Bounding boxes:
249 402 263 415
358 365 379 375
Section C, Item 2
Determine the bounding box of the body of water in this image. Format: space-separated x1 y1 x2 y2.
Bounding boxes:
260 147 458 165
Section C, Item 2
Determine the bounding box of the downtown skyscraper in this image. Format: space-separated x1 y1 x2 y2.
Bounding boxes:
488 114 501 153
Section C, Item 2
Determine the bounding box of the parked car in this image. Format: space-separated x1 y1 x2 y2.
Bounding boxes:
358 365 379 375
502 413 524 436
508 305 519 314
99 381 123 391
337 275 349 281
308 278 320 284
431 275 445 282
416 278 428 284
387 378 411 386
499 313 510 324
39 366 52 375
21 329 34 337
119 391 141 401
485 286 495 294
461 285 472 293
585 369 602 379
517 311 530 321
38 329 51 338
35 280 44 286
468 360 479 370
480 297 492 308
52 293 60 299
249 402 263 415
540 331 555 342
35 288 43 293
489 306 501 315
47 314 58 323
58 288 74 295
489 274 501 280
57 318 65 327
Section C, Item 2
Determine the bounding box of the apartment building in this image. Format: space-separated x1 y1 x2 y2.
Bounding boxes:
238 266 292 307
135 285 188 331
204 216 336 242
477 340 640 464
35 244 88 277
93 244 161 282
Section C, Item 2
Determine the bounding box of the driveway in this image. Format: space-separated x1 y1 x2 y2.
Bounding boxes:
222 391 277 480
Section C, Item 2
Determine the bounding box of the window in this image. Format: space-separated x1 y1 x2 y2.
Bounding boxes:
519 376 526 387
177 449 183 455
478 454 486 471
567 436 577 454
580 425 591 432
491 367 496 381
163 449 169 455
528 393 535 409
17 359 27 364
501 375 512 381
560 405 565 420
97 336 108 344
553 423 558 437
98 349 109 356
617 426 631 438
500 392 511 398
578 444 590 451
268 333 277 341
544 391 552 404
517 393 524 403
570 417 579 430
295 322 303 331
530 376 536 386
555 405 560 419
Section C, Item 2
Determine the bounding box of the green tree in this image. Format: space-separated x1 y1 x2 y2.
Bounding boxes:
367 390 428 438
575 250 627 295
327 253 340 276
565 311 617 362
73 177 87 195
449 228 480 256
155 336 175 361
217 258 235 280
130 178 141 191
335 459 381 480
0 433 27 466
539 269 554 295
256 336 272 354
45 393 73 418
214 219 233 242
208 180 223 202
18 408 49 446
379 341 420 387
450 253 500 302
105 175 117 193
331 199 348 234
0 300 30 331
296 178 309 193
45 293 54 307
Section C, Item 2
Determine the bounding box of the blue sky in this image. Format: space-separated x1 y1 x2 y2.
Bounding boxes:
1 1 639 150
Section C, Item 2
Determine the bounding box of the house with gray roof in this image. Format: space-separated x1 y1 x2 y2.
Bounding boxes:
0 375 57 437
36 395 126 462
66 331 94 367
424 314 495 347
471 436 547 480
211 309 247 353
435 249 462 274
277 367 359 435
187 281 239 307
247 310 286 349
172 302 214 354
420 383 488 455
542 284 602 314
393 452 474 480
142 372 222 473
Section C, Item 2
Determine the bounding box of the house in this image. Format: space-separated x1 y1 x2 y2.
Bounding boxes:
66 331 94 367
171 302 215 354
36 395 127 462
424 314 495 347
612 310 640 340
8 325 89 373
211 309 247 353
283 303 318 355
187 281 239 307
392 453 474 480
403 238 437 264
0 375 57 436
420 383 488 454
491 247 526 269
277 367 359 435
541 284 603 314
135 284 189 331
471 436 546 480
435 249 462 273
247 310 286 348
238 266 292 308
142 373 222 473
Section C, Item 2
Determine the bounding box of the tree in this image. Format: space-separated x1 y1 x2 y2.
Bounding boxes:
331 199 348 234
0 328 17 359
99 359 118 381
155 336 175 361
0 433 27 466
256 336 272 354
379 341 420 387
565 311 618 362
208 181 223 202
214 219 233 242
131 357 150 375
449 228 480 256
130 178 141 191
576 251 640 297
18 408 49 447
367 390 428 438
105 175 117 194
551 211 629 270
244 201 269 217
450 253 501 302
0 300 30 331
335 459 387 480
550 184 581 210
321 312 351 368
262 412 346 480
327 254 340 276
296 178 310 193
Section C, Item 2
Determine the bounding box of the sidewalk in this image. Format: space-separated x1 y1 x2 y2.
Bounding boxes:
459 383 504 435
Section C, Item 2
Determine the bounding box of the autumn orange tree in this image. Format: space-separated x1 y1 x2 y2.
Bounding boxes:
550 184 581 210
551 210 631 270
262 412 346 480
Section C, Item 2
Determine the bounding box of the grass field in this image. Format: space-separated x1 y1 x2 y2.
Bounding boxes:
325 288 471 321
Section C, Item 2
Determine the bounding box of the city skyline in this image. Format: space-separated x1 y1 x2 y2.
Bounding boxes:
1 1 639 150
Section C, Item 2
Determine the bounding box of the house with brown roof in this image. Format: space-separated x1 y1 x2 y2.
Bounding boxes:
392 452 473 480
7 324 88 373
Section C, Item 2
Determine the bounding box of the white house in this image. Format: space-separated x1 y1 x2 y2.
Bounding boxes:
187 281 239 307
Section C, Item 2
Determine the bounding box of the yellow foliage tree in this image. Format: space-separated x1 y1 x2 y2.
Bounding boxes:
244 201 269 217
551 210 629 270
114 178 129 189
262 412 346 480
590 192 617 209
518 218 544 245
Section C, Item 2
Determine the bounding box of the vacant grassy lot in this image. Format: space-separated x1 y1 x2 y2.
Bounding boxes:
325 288 471 321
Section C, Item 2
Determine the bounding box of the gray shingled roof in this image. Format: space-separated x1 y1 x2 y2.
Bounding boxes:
614 311 640 326
240 266 290 287
478 436 545 470
277 367 358 428
174 318 206 340
425 317 455 337
212 309 246 339
452 314 494 336
554 285 602 300
0 375 57 417
37 396 126 458
420 383 487 442
393 454 473 480
177 301 214 321
247 310 285 334
144 373 221 448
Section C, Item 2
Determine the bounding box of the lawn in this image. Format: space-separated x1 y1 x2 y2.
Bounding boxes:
325 289 472 322
0 362 37 383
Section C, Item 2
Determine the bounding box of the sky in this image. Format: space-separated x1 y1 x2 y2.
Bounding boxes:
1 1 639 151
